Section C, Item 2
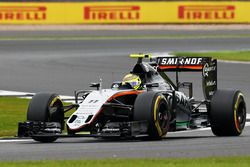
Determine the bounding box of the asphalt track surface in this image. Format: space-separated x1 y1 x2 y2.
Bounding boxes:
0 30 250 160
0 125 250 161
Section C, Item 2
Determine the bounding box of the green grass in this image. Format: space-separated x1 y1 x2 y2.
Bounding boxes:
1 157 250 166
173 50 250 62
0 97 30 137
0 97 75 137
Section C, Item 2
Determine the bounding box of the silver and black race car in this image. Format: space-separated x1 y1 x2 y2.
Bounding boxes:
18 54 247 142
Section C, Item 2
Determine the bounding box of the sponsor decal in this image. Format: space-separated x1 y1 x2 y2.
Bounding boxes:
206 80 216 87
178 5 235 20
208 91 215 96
84 5 140 20
74 121 81 127
159 57 203 66
203 63 216 77
0 6 46 21
176 92 188 107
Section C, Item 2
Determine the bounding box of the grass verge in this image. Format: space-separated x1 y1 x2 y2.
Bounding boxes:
1 157 250 166
173 50 250 62
0 97 74 137
0 97 29 137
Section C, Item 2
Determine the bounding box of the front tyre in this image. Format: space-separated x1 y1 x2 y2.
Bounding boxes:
27 93 64 142
210 90 246 136
134 92 170 139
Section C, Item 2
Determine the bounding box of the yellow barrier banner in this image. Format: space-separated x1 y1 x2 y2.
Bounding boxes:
0 2 249 24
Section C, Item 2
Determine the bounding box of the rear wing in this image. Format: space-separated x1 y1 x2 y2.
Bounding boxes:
130 54 217 100
157 57 217 100
157 57 204 71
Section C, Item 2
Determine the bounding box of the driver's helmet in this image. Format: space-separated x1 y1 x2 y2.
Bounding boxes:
121 74 142 90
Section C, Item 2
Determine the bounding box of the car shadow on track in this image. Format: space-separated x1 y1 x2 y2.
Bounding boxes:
20 135 217 144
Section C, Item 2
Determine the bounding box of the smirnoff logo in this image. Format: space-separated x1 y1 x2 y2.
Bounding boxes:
0 6 46 21
84 6 140 20
159 57 203 65
178 5 235 20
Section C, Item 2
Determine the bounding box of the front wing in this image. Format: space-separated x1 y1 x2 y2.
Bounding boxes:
18 120 148 139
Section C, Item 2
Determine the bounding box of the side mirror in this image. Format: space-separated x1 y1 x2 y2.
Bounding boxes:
111 81 121 89
90 83 100 90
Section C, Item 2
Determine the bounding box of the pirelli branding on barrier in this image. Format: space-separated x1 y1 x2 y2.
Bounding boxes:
84 6 140 21
0 2 249 24
178 5 235 20
0 6 46 21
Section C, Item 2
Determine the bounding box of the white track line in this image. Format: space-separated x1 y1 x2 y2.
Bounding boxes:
0 90 73 100
0 90 249 142
2 90 249 119
218 60 250 65
170 122 250 134
1 124 250 143
0 90 33 96
0 139 32 143
1 123 250 143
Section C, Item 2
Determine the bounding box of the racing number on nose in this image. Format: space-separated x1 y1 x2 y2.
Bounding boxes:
88 100 99 103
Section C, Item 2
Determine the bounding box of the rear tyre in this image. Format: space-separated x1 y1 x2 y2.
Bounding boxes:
134 92 170 139
210 89 246 136
27 93 64 142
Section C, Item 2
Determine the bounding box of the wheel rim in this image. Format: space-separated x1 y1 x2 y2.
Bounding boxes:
158 101 169 130
236 101 246 131
48 97 64 127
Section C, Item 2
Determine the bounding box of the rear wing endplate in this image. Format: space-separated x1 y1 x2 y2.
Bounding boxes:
157 57 217 100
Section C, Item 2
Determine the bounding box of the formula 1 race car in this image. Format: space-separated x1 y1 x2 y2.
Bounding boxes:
18 54 247 142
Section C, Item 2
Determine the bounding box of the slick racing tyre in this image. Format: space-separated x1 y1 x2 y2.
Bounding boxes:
210 90 246 136
27 93 64 143
134 92 170 139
